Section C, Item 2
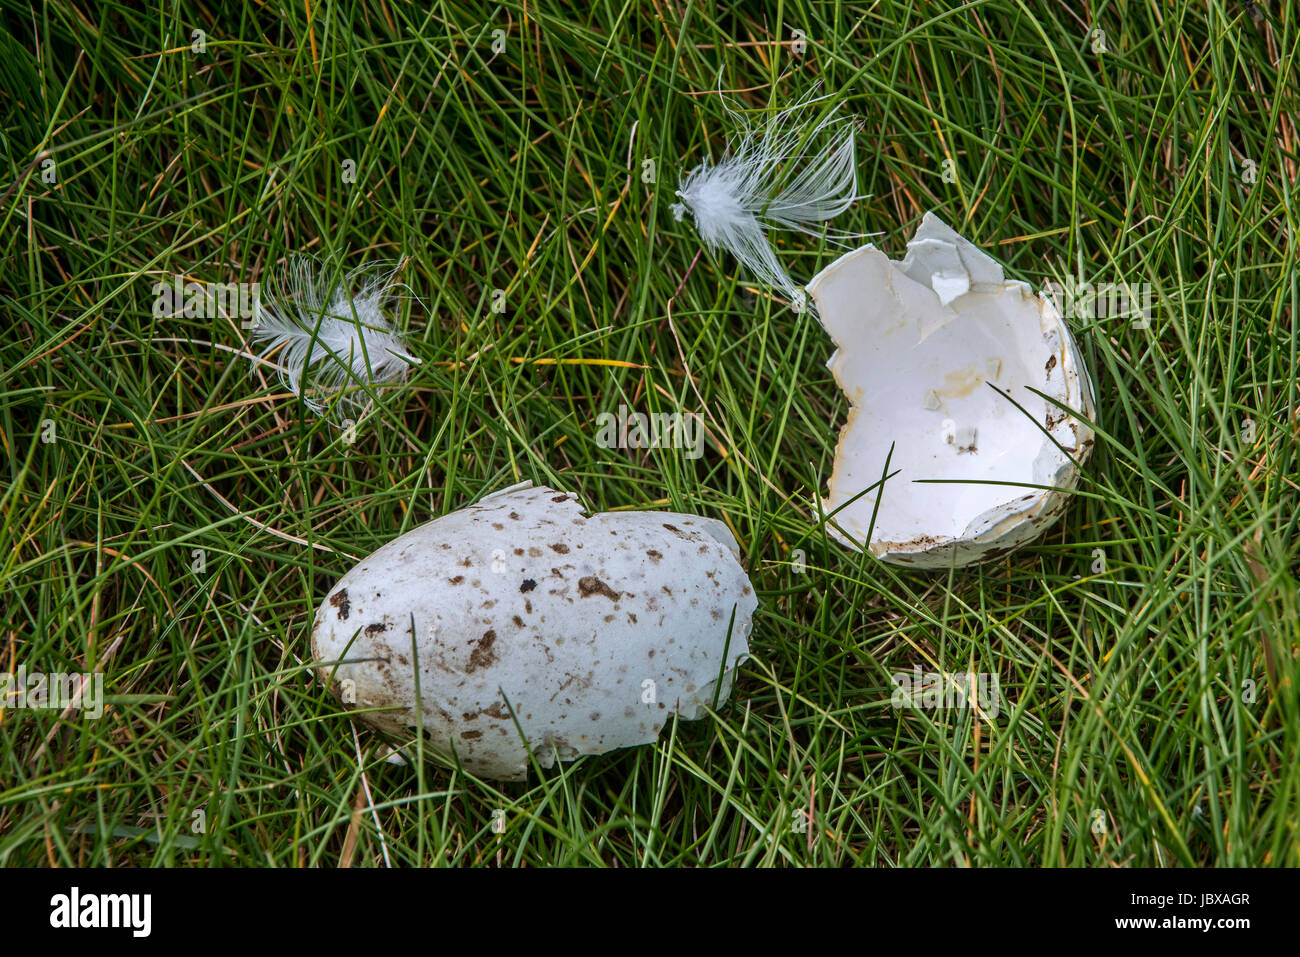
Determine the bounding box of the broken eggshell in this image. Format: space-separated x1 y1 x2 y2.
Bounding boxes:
807 212 1096 567
311 481 756 781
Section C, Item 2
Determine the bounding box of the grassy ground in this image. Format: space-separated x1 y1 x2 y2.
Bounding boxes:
2 0 1297 867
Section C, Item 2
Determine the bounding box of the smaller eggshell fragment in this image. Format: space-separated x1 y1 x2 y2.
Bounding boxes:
807 212 1097 567
311 482 756 780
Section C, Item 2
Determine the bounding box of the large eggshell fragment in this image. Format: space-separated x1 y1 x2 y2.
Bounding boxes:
311 482 756 780
807 212 1096 567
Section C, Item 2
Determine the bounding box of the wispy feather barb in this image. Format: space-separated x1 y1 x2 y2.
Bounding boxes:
249 257 417 416
672 88 866 309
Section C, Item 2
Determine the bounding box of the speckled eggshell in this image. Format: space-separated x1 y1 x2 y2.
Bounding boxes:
311 481 756 780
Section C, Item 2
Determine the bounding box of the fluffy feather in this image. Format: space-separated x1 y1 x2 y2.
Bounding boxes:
249 257 416 416
672 89 865 308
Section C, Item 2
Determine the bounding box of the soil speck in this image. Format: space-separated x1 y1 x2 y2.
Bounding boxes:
578 576 621 601
467 630 498 671
329 589 350 621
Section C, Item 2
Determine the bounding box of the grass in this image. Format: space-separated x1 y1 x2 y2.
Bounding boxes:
1 0 1297 867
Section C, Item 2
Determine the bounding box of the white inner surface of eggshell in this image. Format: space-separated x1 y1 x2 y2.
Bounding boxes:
808 213 1095 566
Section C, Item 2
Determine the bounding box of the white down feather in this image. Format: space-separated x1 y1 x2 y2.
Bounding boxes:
249 258 415 416
672 90 865 308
